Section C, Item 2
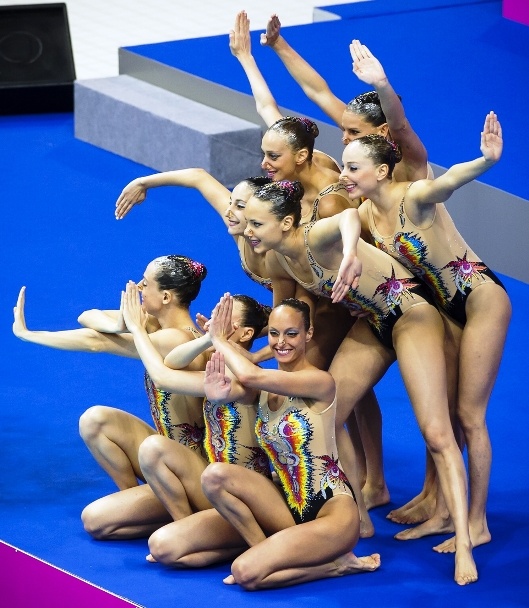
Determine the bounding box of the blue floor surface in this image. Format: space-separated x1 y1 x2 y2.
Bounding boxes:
1 111 528 608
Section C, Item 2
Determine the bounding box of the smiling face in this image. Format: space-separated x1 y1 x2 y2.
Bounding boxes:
340 141 382 200
225 181 254 235
267 305 312 366
243 196 286 254
341 110 386 146
261 130 303 181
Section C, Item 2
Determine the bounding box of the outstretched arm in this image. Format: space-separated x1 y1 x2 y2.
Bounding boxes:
121 282 206 395
261 14 346 126
410 112 502 205
230 11 283 127
13 286 140 358
350 39 428 178
115 168 230 221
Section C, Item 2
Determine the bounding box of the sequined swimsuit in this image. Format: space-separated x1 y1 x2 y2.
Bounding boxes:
274 223 434 348
365 185 505 325
203 398 271 476
256 392 355 524
144 326 205 451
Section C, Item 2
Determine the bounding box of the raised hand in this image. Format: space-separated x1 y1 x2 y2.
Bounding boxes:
230 11 252 59
260 14 281 47
204 351 232 402
331 253 362 303
115 178 147 220
350 39 387 87
13 286 29 338
481 111 503 163
209 293 235 342
121 281 146 333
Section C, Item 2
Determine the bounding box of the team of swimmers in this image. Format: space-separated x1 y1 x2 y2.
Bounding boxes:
13 12 510 589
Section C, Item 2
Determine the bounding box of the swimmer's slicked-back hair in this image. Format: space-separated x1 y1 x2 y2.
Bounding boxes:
353 134 403 179
277 298 311 331
267 117 319 163
152 255 207 307
233 294 271 348
241 176 273 192
252 180 304 227
345 91 387 127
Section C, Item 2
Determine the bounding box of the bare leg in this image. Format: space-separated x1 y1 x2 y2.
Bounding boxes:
139 434 211 521
148 509 246 567
81 484 171 539
309 305 388 514
391 306 476 585
329 320 395 538
435 284 510 553
79 406 155 489
354 390 390 510
226 497 378 589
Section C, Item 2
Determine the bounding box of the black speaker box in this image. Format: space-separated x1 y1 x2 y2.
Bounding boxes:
0 3 76 114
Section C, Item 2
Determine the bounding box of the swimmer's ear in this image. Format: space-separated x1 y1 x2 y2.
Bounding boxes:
239 327 255 345
295 147 309 166
162 290 172 304
376 163 389 182
377 122 389 138
305 325 314 342
281 214 295 232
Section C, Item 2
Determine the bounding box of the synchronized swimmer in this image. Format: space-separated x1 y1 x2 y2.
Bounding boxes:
12 11 511 591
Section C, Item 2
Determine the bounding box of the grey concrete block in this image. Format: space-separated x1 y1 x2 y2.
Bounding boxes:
74 75 263 188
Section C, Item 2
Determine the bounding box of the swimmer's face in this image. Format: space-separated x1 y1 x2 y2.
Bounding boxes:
341 110 387 145
243 196 286 254
268 305 312 366
138 261 165 315
340 141 380 199
261 130 301 181
225 182 253 235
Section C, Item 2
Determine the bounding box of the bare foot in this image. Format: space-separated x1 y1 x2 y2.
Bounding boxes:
146 553 157 563
394 515 454 541
335 552 381 575
434 521 491 553
362 483 390 510
454 547 478 586
387 492 437 524
359 515 375 538
223 574 236 585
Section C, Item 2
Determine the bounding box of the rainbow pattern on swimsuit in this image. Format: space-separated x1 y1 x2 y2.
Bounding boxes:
203 400 241 464
443 251 487 295
319 277 384 334
144 372 175 438
390 232 451 307
256 408 314 519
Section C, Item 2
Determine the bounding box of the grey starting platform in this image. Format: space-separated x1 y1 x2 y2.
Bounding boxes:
74 75 263 188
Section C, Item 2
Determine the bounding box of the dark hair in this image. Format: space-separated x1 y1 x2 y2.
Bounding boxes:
345 91 387 127
354 134 403 179
152 255 207 306
232 294 271 347
252 180 304 227
277 298 311 331
267 117 319 163
240 176 273 192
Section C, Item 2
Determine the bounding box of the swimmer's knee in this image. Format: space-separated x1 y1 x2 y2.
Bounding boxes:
138 434 167 473
79 405 112 442
81 502 113 540
231 556 262 590
201 462 231 498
